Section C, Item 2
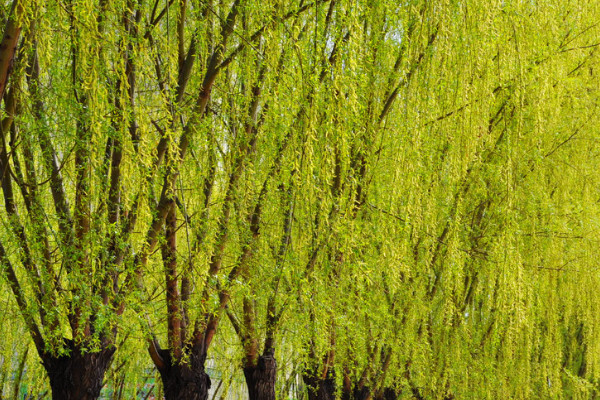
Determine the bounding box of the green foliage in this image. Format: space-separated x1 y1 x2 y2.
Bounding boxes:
0 0 600 398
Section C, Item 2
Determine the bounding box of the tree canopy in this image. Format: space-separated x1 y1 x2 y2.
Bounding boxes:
1 0 600 399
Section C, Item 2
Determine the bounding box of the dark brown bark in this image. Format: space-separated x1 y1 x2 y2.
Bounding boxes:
0 0 22 101
243 348 277 400
41 340 115 400
303 371 336 400
163 202 182 359
154 345 211 400
341 386 369 400
342 385 398 400
374 388 398 400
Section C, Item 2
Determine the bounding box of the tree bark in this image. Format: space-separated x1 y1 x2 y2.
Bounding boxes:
154 345 211 400
0 0 22 101
243 348 277 400
351 387 371 400
342 385 398 400
373 388 398 400
303 371 336 400
41 340 115 400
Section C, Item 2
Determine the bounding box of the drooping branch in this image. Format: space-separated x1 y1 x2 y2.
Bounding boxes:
28 40 75 260
217 0 331 72
127 0 242 288
0 240 45 354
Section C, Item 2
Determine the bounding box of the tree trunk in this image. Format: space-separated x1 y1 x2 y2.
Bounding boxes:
156 347 211 400
303 371 336 400
343 385 397 400
373 388 398 400
341 385 370 400
41 340 115 400
353 386 371 400
243 349 277 400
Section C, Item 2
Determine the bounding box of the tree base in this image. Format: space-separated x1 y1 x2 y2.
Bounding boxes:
244 349 277 400
303 372 336 400
157 347 211 400
42 339 115 400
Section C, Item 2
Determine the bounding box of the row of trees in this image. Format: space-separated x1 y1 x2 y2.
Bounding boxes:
1 0 600 399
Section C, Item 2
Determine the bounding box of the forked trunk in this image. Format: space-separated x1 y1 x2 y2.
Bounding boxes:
243 349 277 400
303 371 336 400
41 340 115 400
156 346 211 400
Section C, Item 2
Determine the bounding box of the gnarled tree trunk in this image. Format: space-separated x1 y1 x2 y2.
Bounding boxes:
343 385 398 400
303 371 336 400
243 348 277 400
41 340 115 400
153 344 211 400
374 388 398 400
352 386 371 400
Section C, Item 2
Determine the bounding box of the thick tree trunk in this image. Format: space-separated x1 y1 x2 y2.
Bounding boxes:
303 371 336 400
373 388 398 400
243 349 277 400
41 340 115 400
343 385 397 400
353 386 371 400
341 385 370 400
156 347 211 400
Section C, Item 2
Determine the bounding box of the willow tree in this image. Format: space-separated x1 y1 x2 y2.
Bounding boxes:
276 1 443 398
0 0 261 397
399 2 600 397
2 0 600 399
0 0 332 397
139 0 328 399
0 0 151 397
283 1 600 399
138 0 372 397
